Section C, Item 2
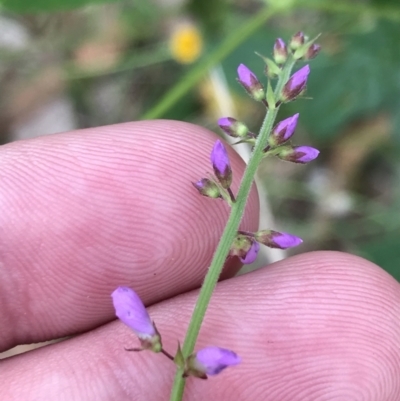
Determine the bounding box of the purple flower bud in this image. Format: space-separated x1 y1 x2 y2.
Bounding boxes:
112 287 162 352
281 65 310 102
277 145 319 164
189 346 241 377
192 178 221 199
240 240 259 264
211 140 232 189
305 43 321 60
237 64 265 102
269 113 299 146
290 31 305 50
255 230 303 249
273 38 288 64
218 117 250 138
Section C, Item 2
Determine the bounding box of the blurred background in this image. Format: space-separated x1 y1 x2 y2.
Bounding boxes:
1 0 400 283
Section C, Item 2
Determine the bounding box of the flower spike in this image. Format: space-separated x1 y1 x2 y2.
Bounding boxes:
211 140 232 189
281 65 310 102
111 287 162 352
237 64 265 102
186 346 241 378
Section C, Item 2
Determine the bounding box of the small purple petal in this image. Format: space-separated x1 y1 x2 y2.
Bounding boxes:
287 65 310 91
237 64 265 101
218 117 234 127
218 117 239 138
240 240 259 264
294 146 320 163
194 179 205 189
111 287 156 339
195 346 241 376
271 232 303 249
211 140 232 188
272 113 299 143
218 117 250 138
237 63 256 87
281 65 310 102
211 140 230 174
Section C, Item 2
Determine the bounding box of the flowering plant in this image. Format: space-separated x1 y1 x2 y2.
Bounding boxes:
112 31 320 401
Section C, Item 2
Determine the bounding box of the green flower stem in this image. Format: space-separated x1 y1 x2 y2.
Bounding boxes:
169 56 297 401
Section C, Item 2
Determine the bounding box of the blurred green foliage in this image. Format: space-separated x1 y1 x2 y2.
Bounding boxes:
1 0 116 13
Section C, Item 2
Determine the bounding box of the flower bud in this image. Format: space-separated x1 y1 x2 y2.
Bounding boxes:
304 43 321 60
230 234 259 264
218 117 250 138
273 38 288 64
276 145 319 164
290 31 305 50
111 287 162 352
211 140 232 189
237 63 265 102
281 65 310 102
268 113 299 146
254 230 303 249
230 234 252 258
192 178 221 199
186 346 241 378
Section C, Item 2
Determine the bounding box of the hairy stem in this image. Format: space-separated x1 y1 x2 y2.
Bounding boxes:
169 56 296 401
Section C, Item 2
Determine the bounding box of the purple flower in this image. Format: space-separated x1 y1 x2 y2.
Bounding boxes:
191 346 241 376
218 117 249 138
255 230 303 249
281 65 310 102
277 145 319 164
112 287 155 339
269 113 299 146
273 38 288 64
192 178 221 199
293 146 319 163
211 140 232 189
237 64 265 101
240 240 260 264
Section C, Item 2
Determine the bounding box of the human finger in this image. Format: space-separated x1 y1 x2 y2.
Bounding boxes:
0 120 259 351
1 251 399 400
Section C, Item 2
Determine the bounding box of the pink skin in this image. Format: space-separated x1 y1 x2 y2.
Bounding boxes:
0 121 399 400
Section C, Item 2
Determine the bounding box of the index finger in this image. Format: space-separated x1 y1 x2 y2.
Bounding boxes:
0 120 259 352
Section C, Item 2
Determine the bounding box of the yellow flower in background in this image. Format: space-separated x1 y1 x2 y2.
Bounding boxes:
169 23 203 64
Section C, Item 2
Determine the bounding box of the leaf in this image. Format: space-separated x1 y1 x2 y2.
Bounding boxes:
1 0 119 13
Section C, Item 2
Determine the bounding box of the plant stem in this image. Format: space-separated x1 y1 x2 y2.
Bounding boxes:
169 56 297 401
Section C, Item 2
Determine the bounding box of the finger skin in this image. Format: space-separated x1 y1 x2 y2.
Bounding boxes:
1 252 399 401
0 120 259 351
